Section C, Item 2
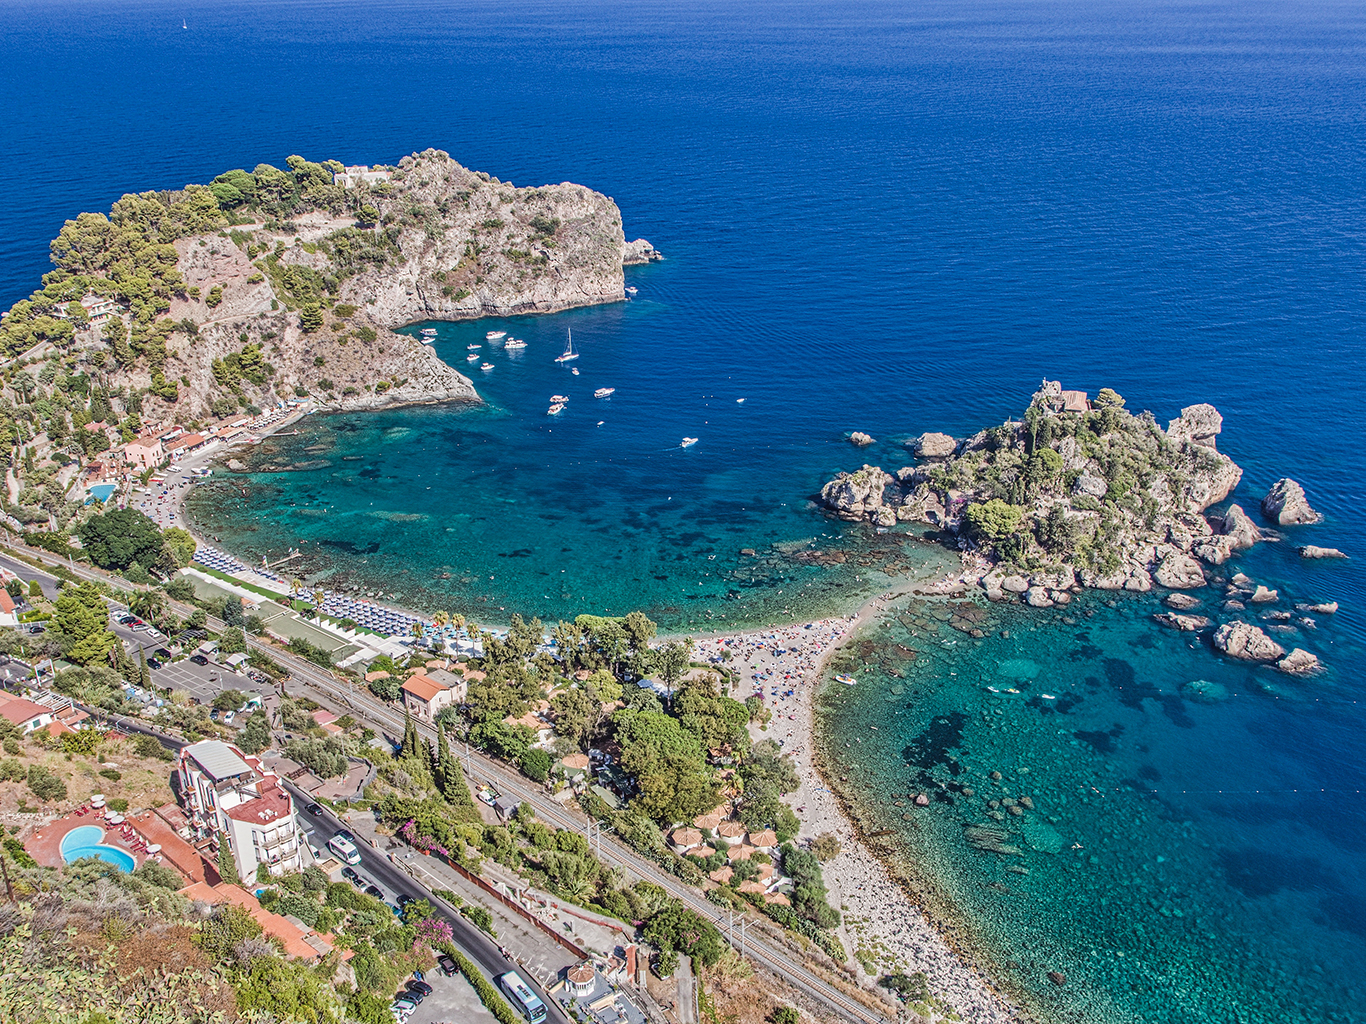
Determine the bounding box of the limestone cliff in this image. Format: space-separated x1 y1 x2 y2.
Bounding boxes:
0 148 656 427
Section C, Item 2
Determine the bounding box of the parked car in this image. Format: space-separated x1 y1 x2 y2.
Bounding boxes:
394 893 414 908
155 648 173 659
437 954 457 977
400 986 424 1005
341 866 362 885
145 627 164 640
117 614 136 625
190 654 209 666
390 997 416 1019
364 884 384 900
27 625 45 635
406 980 432 997
147 657 163 670
305 803 323 816
223 710 235 724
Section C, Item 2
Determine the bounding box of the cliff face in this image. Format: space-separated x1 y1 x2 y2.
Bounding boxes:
326 150 637 327
21 148 656 425
817 383 1248 596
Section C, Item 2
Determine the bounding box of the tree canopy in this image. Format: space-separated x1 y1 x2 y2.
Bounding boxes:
78 508 169 572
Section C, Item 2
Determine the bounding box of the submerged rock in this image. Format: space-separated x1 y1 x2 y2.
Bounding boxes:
1262 478 1322 525
1164 593 1202 610
1249 585 1279 604
1182 679 1230 703
1154 612 1211 632
1213 622 1285 662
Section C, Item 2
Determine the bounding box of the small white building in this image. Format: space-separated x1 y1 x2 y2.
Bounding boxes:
178 740 303 883
333 165 393 187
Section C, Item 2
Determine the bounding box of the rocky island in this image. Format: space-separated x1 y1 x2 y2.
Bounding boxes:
0 149 655 423
819 381 1335 674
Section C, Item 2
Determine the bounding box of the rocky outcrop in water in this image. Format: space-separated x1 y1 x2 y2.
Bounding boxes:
1212 622 1285 662
1299 545 1347 559
1262 478 1321 525
849 431 876 447
815 384 1262 599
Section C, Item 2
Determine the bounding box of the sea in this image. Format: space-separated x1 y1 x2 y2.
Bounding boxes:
3 1 1365 1020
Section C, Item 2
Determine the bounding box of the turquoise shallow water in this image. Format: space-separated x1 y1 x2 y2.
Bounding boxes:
7 0 1366 1020
818 579 1366 1023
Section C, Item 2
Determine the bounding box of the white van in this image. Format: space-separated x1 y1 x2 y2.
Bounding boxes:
327 834 362 865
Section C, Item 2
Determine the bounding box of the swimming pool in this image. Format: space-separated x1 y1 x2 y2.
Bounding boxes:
60 825 135 872
86 483 116 503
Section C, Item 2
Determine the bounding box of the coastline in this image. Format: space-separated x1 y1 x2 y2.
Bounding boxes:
695 573 1021 1022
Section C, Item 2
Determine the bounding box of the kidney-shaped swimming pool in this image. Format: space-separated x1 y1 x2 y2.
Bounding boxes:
60 824 135 872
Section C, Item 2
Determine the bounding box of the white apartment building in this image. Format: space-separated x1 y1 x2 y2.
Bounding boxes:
178 740 303 883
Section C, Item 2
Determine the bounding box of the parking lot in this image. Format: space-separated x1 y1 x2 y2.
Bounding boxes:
109 612 266 708
402 969 496 1024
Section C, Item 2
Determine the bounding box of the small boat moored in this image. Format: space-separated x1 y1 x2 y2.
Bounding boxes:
420 328 437 343
467 343 481 350
594 387 615 399
550 394 569 403
480 362 494 371
835 673 857 686
504 337 527 350
555 328 579 363
466 354 479 362
547 403 565 415
625 286 638 296
486 330 506 341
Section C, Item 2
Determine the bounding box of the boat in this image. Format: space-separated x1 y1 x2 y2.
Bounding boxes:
420 327 437 340
504 337 526 350
466 354 479 362
547 403 565 415
467 343 481 350
550 394 569 403
554 328 579 363
625 286 638 296
594 388 615 399
480 362 494 371
486 330 506 341
835 673 857 686
597 420 604 426
571 367 579 375
737 398 746 403
680 437 698 448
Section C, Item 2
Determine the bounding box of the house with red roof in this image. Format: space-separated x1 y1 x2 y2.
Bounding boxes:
0 589 16 628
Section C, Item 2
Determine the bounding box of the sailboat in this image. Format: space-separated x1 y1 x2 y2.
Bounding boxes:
554 328 579 363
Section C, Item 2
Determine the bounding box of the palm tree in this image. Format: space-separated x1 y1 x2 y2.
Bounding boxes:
312 588 325 609
290 576 302 599
433 610 449 629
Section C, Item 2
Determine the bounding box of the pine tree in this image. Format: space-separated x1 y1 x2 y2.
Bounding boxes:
433 725 451 790
401 707 419 760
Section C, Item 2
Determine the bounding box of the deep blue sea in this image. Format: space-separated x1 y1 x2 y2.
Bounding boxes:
4 1 1366 1020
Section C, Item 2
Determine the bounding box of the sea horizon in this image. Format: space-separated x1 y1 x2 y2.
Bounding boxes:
6 1 1366 1020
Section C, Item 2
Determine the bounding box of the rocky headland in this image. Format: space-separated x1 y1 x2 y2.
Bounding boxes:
818 381 1338 674
0 149 656 425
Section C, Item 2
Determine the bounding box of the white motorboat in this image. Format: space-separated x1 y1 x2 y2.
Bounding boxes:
550 394 569 403
467 343 481 350
480 362 494 371
420 327 437 343
680 437 698 448
486 330 506 341
571 367 579 375
737 398 746 403
594 388 615 399
547 403 565 415
504 337 526 350
466 354 479 362
625 286 638 296
554 328 579 363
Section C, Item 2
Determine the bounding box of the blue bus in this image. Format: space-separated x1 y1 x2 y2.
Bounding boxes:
498 971 547 1023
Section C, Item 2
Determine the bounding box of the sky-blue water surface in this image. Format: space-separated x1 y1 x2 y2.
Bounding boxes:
3 1 1365 1020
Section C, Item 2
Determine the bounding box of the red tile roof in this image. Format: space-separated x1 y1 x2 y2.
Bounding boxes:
0 590 14 614
0 697 51 727
401 673 448 702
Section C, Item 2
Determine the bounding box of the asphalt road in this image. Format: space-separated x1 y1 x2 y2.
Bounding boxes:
287 784 571 1024
0 540 890 1024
